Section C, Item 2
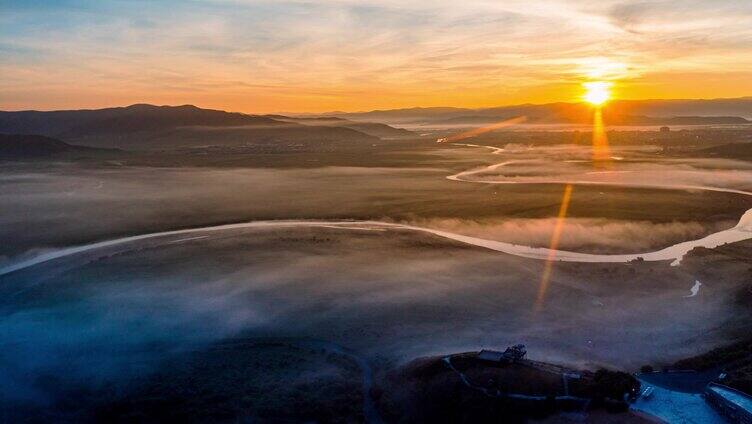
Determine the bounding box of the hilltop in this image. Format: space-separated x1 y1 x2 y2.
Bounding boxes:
0 104 398 150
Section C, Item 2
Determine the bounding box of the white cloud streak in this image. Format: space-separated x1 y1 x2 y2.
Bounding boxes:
1 0 751 111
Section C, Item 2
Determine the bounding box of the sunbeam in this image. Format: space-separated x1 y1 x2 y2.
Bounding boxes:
534 184 574 312
592 108 611 166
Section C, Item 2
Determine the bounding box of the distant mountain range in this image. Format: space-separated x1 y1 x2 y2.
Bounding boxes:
2 99 750 153
428 114 749 127
0 104 414 150
0 104 282 136
316 97 752 126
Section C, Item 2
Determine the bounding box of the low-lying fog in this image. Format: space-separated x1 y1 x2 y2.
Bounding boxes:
1 226 748 408
471 159 752 192
456 144 752 193
407 217 735 253
2 143 752 412
1 145 750 262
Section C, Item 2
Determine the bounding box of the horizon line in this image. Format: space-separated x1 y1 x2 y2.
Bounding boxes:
2 95 752 116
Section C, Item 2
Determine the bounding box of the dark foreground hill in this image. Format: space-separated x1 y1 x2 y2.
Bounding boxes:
0 134 116 159
0 104 282 136
375 353 644 423
0 104 380 150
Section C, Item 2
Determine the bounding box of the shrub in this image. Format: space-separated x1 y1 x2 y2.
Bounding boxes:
591 369 640 402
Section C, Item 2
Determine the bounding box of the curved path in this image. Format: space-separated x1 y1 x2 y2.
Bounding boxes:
2 146 752 276
301 340 381 424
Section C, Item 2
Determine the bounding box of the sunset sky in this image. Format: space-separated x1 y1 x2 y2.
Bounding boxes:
2 0 752 113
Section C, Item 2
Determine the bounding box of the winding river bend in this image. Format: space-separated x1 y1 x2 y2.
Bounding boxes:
2 144 751 276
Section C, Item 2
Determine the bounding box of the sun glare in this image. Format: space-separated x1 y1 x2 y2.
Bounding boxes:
583 81 611 106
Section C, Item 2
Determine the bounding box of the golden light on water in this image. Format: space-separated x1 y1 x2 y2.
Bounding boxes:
583 81 612 106
592 108 611 165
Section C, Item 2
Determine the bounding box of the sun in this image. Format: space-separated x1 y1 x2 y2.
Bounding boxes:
583 81 612 106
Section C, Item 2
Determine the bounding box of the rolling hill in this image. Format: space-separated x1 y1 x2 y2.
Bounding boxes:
0 104 380 150
264 115 415 139
0 134 116 159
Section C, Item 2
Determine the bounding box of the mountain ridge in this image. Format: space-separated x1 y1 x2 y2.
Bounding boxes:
0 104 384 150
310 97 752 125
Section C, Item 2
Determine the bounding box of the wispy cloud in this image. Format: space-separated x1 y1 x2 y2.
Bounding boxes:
1 0 751 111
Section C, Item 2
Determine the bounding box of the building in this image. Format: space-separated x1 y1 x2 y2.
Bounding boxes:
705 383 752 424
